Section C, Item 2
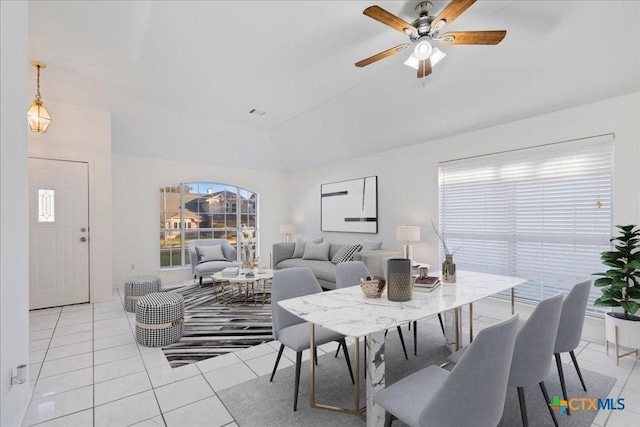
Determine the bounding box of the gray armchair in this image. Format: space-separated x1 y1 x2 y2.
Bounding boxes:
374 314 520 427
269 267 354 411
188 239 240 285
554 280 591 415
448 293 564 427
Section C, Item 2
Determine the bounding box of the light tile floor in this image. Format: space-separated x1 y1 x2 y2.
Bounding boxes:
24 287 639 426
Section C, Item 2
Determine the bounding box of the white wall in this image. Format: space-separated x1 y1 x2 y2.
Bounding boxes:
291 93 640 267
28 101 113 303
112 155 290 286
1 1 31 424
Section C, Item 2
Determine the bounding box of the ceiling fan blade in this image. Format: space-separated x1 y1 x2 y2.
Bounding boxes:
363 6 417 36
440 30 507 45
355 44 409 68
431 0 477 31
417 58 432 79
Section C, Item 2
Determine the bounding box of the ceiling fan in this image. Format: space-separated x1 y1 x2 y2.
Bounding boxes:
355 0 506 78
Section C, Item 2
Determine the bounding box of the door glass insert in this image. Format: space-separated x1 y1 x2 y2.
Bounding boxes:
38 189 55 222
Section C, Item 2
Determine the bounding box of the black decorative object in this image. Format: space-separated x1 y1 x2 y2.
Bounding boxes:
387 258 412 302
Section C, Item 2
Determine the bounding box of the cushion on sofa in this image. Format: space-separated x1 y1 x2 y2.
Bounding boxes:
292 237 323 258
275 259 337 284
195 245 226 263
361 240 383 251
303 242 331 261
331 244 362 264
194 261 236 275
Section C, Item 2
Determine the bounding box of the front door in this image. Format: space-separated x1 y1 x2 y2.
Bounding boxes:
29 158 90 309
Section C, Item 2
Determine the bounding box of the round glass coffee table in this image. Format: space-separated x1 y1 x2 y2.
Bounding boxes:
211 269 273 306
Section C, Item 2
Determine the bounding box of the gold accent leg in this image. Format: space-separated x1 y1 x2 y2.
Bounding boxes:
310 324 316 405
309 324 365 419
511 288 515 314
354 337 360 413
455 307 461 350
469 303 473 343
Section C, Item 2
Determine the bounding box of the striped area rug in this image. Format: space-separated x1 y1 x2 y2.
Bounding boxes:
162 283 273 367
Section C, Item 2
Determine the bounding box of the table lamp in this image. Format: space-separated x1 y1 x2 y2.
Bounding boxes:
396 225 420 260
280 224 295 242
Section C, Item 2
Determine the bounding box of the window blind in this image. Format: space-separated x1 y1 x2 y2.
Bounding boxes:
438 134 613 313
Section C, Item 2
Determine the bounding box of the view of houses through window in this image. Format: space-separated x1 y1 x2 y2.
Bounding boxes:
160 182 257 268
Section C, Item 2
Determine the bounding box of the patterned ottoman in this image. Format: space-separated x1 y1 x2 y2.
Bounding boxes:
135 292 184 347
124 275 161 312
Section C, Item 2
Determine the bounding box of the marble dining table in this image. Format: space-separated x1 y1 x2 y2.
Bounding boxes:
278 269 526 427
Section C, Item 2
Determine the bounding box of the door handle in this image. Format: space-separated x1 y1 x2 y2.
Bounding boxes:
80 237 87 242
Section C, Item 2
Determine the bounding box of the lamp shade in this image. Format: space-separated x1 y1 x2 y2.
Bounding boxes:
27 100 52 133
280 224 295 234
396 225 420 242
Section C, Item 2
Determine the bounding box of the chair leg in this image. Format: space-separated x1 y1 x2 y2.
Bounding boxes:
334 341 341 358
438 313 445 336
384 411 394 427
314 346 318 365
517 387 528 427
540 381 559 427
269 344 285 382
396 326 408 360
199 276 203 286
293 352 302 411
340 338 355 384
570 350 588 392
413 321 418 356
554 353 570 415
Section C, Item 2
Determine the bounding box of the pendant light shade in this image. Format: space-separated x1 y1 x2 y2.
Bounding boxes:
28 62 52 133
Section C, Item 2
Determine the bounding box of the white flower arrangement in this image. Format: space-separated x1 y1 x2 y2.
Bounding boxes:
240 225 258 268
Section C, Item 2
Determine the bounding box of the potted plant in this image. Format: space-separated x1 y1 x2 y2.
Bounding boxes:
593 224 640 364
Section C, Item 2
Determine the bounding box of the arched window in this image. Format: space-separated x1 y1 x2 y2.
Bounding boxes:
159 182 258 268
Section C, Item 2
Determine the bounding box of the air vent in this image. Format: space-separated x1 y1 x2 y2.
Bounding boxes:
249 108 266 116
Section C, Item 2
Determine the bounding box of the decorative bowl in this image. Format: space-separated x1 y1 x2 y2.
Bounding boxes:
360 277 386 298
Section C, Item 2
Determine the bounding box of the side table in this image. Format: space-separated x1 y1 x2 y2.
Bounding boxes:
211 269 274 306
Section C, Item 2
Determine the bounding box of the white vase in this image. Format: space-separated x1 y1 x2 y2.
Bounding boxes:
605 312 640 365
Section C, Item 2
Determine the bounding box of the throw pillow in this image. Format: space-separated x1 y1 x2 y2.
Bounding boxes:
292 237 324 258
302 242 331 261
196 245 226 263
331 244 363 264
360 240 383 251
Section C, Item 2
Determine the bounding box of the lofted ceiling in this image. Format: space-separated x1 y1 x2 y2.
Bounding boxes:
28 1 640 172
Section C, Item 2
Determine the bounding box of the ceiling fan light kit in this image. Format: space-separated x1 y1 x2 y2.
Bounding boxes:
356 0 506 79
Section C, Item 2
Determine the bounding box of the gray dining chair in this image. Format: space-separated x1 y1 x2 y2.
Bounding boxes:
269 267 354 411
381 257 445 356
554 280 591 415
448 293 563 427
336 261 409 360
374 314 519 427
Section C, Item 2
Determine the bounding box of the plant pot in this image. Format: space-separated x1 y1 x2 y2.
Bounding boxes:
605 312 640 365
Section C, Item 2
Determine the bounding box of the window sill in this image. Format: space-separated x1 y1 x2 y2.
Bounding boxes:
159 266 190 272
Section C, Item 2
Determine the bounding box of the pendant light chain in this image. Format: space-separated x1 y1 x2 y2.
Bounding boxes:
35 65 42 101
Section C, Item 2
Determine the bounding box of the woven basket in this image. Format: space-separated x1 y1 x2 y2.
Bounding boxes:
360 277 386 298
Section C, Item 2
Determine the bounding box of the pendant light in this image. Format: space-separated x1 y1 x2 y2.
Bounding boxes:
27 61 52 133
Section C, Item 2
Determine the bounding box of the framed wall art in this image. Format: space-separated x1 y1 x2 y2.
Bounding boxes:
321 176 378 233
